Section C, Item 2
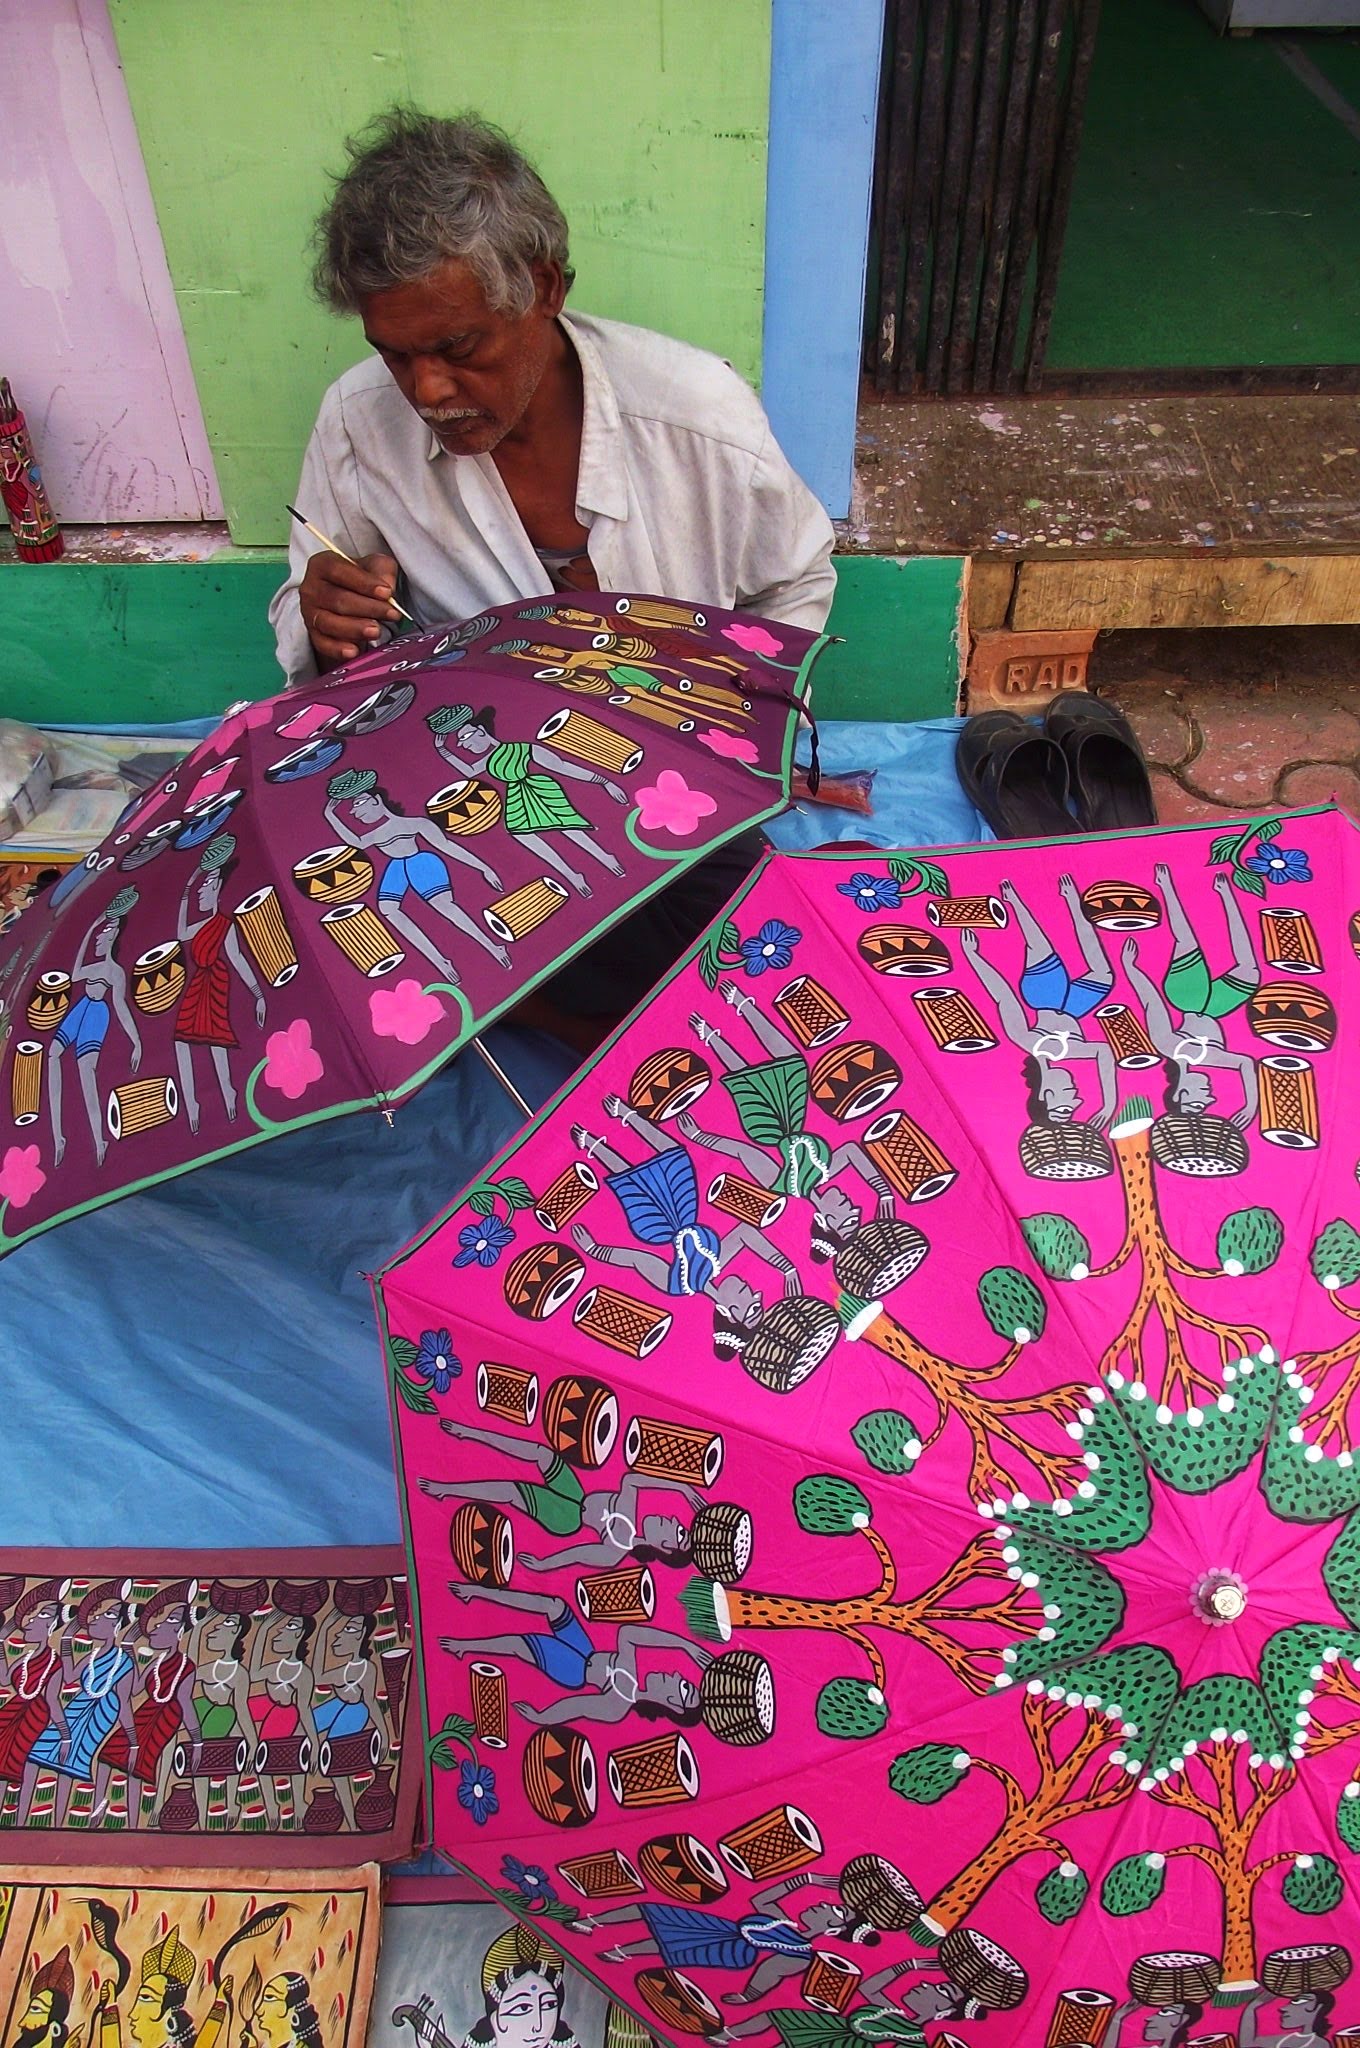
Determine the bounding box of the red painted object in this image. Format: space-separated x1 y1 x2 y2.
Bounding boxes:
0 378 63 561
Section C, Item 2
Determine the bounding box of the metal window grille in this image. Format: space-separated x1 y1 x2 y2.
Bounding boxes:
865 0 1102 395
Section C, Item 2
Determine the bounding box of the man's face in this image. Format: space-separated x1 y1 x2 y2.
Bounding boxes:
901 1983 956 2022
1040 1066 1080 1118
128 1979 170 2048
640 1512 684 1555
245 1980 294 2048
489 1970 560 2048
1173 1069 1214 1113
361 258 565 456
641 1668 699 1716
16 1990 56 2046
1144 2008 1187 2046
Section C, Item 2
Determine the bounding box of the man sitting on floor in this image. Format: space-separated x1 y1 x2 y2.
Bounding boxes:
271 108 834 1045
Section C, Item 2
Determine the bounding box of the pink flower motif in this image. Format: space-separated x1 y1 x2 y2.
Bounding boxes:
723 621 784 659
370 978 448 1046
261 1018 325 1100
635 769 719 837
696 726 760 764
0 1144 46 1210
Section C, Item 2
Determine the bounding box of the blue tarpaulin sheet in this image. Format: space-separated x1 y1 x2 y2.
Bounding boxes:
1 718 981 1549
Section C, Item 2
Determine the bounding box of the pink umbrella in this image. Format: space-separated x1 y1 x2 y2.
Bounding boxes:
378 806 1360 2048
0 595 824 1254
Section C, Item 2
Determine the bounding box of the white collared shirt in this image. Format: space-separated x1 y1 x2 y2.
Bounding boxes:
270 310 837 686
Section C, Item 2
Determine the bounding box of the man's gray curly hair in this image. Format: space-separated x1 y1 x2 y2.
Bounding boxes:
312 107 574 317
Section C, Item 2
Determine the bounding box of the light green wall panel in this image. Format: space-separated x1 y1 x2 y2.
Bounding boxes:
2 556 963 727
108 1 771 547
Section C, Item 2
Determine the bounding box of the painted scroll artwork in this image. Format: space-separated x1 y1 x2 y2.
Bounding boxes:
0 1550 417 1864
0 595 819 1255
382 808 1360 2046
0 1867 379 2048
377 1884 658 2048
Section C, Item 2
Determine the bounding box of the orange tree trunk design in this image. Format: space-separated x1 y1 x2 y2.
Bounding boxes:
889 1693 1132 1940
681 1480 1043 1709
1299 1217 1360 1451
1032 1108 1269 1408
841 1297 1084 1507
1109 1730 1358 1999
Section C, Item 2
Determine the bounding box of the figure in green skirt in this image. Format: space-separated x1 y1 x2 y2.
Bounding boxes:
682 979 895 1245
430 704 628 897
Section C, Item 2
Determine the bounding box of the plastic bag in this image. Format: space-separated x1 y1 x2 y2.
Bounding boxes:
0 719 53 844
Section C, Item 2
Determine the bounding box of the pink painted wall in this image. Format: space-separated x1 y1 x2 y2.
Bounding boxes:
0 0 221 523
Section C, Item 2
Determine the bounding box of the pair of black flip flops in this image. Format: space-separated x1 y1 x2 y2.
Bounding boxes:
956 695 1156 839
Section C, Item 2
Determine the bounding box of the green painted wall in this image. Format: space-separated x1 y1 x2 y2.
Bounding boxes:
108 0 772 546
1050 0 1360 369
0 555 963 728
816 557 962 722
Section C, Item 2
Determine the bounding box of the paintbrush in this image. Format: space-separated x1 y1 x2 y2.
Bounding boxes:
286 504 416 622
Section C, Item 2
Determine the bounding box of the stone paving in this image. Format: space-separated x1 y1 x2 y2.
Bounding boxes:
1089 626 1360 824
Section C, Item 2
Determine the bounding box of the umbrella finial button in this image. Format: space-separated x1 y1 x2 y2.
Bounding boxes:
1193 1568 1247 1624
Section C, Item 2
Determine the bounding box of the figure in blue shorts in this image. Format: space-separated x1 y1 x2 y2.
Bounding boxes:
961 874 1118 1132
575 1873 888 2005
324 773 510 982
568 1093 800 1352
47 893 143 1167
442 1583 712 1729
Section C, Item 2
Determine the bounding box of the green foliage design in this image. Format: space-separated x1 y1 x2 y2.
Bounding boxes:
387 1334 436 1415
794 1474 871 1536
1217 1207 1284 1277
886 854 950 898
1312 1219 1360 1290
679 1579 726 1642
1109 1357 1278 1495
1337 1784 1360 1852
816 1677 888 1740
978 1266 1047 1344
888 1743 969 1805
1282 1854 1343 1915
851 1409 921 1474
1005 1394 1151 1553
1021 1214 1092 1280
1036 1861 1089 1925
1101 1852 1166 1916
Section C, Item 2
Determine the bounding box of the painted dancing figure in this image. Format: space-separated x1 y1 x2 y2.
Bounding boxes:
570 1094 799 1344
432 705 626 897
48 897 142 1167
419 1420 709 1571
173 844 265 1132
325 776 509 980
960 875 1118 1129
442 1582 711 1729
681 982 895 1257
22 1579 138 1827
1120 863 1261 1130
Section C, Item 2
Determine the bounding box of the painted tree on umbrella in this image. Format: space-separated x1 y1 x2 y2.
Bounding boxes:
379 807 1360 2048
0 595 815 1252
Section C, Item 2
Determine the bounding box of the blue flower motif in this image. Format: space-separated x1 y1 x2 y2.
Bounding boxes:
1244 842 1313 886
454 1214 516 1268
739 919 802 977
837 870 903 914
413 1328 461 1395
502 1854 557 1904
458 1759 499 1824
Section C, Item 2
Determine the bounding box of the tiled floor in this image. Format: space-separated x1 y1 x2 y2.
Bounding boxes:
1088 625 1360 824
